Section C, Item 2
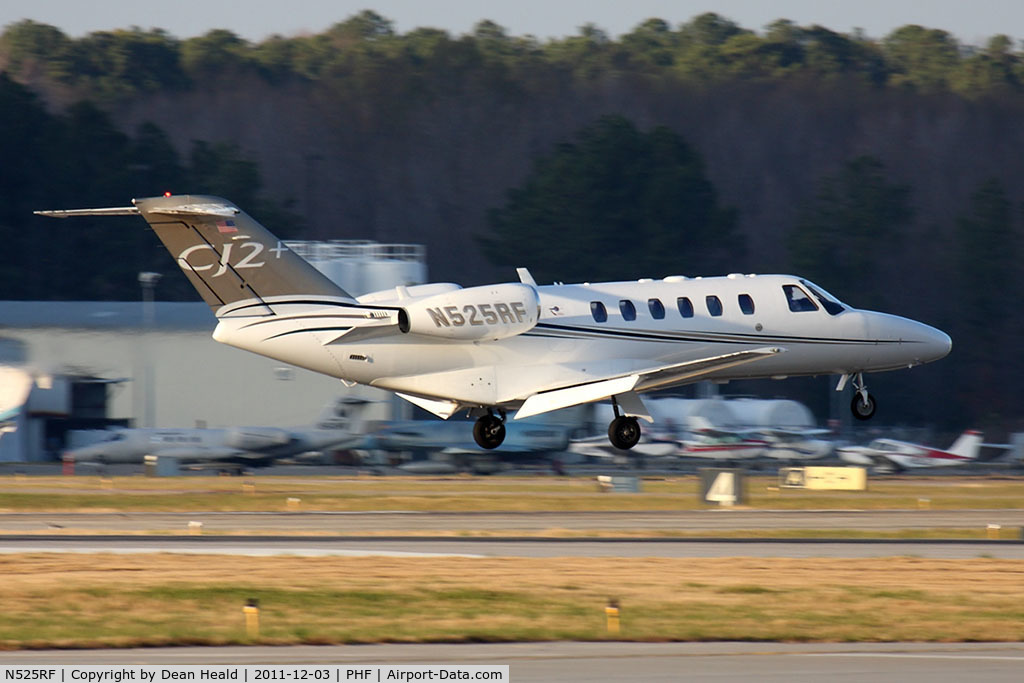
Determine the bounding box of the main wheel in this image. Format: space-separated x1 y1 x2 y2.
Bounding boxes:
608 416 641 450
473 415 506 449
851 392 877 421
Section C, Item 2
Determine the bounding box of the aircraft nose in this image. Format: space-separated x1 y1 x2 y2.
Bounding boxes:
863 312 951 368
912 321 952 363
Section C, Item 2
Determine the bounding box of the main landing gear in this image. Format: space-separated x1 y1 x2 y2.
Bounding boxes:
607 398 642 450
839 372 877 421
473 411 506 449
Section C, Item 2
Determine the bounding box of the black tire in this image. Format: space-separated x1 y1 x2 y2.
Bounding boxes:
851 392 877 421
473 415 506 449
608 416 641 450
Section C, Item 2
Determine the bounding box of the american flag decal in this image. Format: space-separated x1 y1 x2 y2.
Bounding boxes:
216 219 237 233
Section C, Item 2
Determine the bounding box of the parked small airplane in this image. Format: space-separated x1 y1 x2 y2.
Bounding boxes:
37 195 951 451
758 428 834 461
63 398 368 467
837 430 983 472
567 434 679 461
675 416 769 460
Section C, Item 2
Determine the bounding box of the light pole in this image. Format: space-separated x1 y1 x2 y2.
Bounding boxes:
138 272 162 428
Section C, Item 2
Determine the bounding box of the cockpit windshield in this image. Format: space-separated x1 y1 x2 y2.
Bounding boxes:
800 280 846 316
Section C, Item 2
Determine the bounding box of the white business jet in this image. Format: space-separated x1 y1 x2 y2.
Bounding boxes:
37 195 951 451
63 397 370 467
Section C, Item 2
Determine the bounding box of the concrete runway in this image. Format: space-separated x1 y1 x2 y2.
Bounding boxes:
2 509 1024 533
3 642 1024 682
2 534 1023 558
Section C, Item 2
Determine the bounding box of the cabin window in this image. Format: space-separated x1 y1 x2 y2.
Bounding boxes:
619 299 637 321
590 301 608 323
706 295 723 317
738 294 755 315
677 297 694 318
784 285 819 312
648 298 665 319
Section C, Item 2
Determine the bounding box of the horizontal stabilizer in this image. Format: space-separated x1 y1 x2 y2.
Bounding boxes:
35 207 139 218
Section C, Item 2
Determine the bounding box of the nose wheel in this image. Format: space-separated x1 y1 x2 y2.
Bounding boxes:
851 392 877 421
842 372 877 421
473 413 506 449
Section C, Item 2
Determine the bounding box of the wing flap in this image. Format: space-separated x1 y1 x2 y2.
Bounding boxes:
515 375 640 420
514 347 784 420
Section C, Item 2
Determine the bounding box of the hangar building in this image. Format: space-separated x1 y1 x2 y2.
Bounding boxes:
0 241 426 461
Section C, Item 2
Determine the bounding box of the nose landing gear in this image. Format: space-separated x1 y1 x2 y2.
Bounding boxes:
473 411 506 449
839 372 877 421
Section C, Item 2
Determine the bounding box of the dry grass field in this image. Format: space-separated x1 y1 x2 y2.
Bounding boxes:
0 474 1022 512
1 554 1023 648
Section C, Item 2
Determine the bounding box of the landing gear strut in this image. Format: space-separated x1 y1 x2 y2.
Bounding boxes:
607 398 641 450
843 372 877 421
473 411 506 449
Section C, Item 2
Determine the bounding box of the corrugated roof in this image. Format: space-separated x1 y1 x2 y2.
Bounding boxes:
0 302 215 330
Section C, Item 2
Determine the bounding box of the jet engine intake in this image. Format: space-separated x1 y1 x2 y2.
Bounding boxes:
398 283 539 341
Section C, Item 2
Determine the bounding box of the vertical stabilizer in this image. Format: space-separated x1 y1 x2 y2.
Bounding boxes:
316 396 376 434
133 195 351 311
946 430 983 459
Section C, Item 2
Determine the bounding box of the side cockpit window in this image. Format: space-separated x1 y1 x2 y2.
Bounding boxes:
784 285 818 312
801 280 846 316
590 301 608 323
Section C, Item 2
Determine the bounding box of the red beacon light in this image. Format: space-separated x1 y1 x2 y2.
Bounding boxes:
163 191 172 197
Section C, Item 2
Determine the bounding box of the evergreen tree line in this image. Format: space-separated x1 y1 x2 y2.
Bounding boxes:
3 12 1024 100
0 73 297 300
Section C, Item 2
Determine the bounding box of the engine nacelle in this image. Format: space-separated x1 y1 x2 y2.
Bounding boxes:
399 282 539 341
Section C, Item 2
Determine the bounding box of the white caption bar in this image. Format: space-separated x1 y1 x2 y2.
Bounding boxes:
0 667 509 683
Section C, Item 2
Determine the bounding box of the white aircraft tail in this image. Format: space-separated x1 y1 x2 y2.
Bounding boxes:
946 430 983 459
685 415 716 432
37 195 353 311
316 397 377 434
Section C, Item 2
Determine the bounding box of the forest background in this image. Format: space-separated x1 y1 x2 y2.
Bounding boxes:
0 11 1021 432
